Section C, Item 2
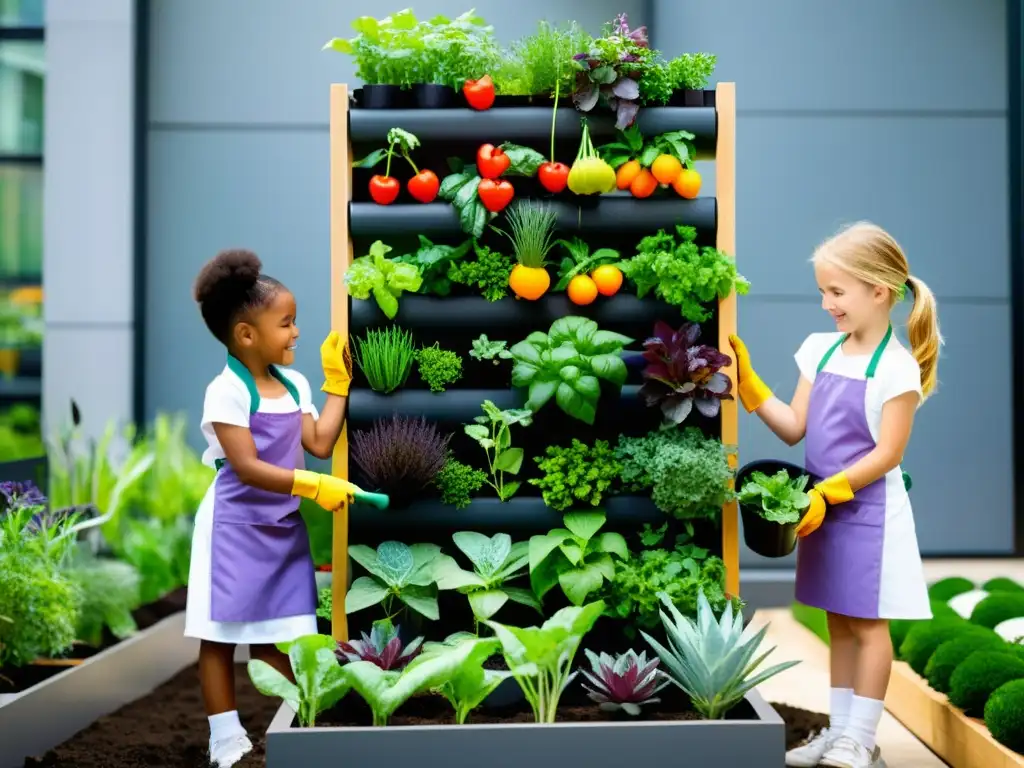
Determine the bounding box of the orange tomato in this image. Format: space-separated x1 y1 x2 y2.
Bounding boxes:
508 264 550 300
567 274 599 305
651 154 682 185
591 264 623 296
629 168 658 198
672 168 702 199
615 159 641 190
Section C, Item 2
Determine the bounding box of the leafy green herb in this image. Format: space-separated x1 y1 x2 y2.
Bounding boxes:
323 11 422 87
615 427 735 521
435 458 487 509
597 125 645 170
509 316 632 425
639 60 674 105
67 550 141 648
316 586 332 621
737 469 811 524
433 532 541 625
448 241 515 301
354 326 417 394
247 634 350 727
552 238 621 292
639 521 668 547
345 240 423 320
345 541 445 622
667 52 717 90
352 127 422 179
464 400 533 502
410 11 500 88
393 235 472 297
607 525 736 637
469 334 513 364
498 20 592 97
529 438 621 512
418 632 511 724
415 343 463 393
439 160 490 239
114 516 193 605
346 633 499 726
529 510 628 606
620 225 749 323
485 600 605 723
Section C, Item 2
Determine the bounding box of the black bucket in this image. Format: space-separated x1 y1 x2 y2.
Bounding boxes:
736 459 820 558
356 84 404 109
412 83 454 108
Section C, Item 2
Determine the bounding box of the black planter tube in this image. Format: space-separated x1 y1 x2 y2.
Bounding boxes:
348 106 718 145
348 495 663 537
349 197 716 238
349 294 680 337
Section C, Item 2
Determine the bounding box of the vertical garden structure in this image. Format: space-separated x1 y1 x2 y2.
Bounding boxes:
328 82 738 643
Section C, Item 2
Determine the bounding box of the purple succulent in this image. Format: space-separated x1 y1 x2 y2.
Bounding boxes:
336 621 424 671
580 649 670 716
637 321 734 425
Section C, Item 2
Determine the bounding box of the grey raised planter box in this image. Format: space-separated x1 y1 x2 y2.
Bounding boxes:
0 611 198 768
265 689 785 767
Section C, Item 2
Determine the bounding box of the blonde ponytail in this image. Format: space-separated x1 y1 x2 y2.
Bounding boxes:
905 274 942 398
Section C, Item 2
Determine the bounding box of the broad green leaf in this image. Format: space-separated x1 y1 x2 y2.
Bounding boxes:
589 353 628 386
559 565 605 605
511 362 540 388
464 424 490 442
563 511 606 542
588 552 617 581
550 345 582 365
439 172 470 199
572 374 602 400
556 382 596 425
469 589 509 620
586 330 634 354
594 531 629 560
372 285 400 320
345 576 389 613
322 37 354 54
559 541 583 565
454 532 510 578
432 554 485 590
353 148 388 168
399 583 440 620
454 175 481 210
247 659 299 714
545 599 606 637
529 531 571 571
526 379 558 411
376 541 415 586
494 447 524 475
348 544 383 579
494 541 530 580
549 316 596 346
408 543 443 586
509 340 543 366
499 481 521 500
498 143 546 177
528 546 565 599
503 586 543 612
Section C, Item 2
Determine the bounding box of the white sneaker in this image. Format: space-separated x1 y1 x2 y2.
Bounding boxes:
786 727 840 767
820 735 885 767
209 733 253 768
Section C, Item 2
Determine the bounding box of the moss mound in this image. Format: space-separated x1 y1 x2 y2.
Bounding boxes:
891 599 960 651
901 618 976 676
924 629 1007 693
928 576 975 602
971 593 1024 629
949 650 1024 716
985 577 1024 594
985 678 1024 754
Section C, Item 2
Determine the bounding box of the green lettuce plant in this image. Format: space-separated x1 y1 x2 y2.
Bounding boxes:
464 399 533 501
433 532 540 626
737 469 811 525
323 10 422 87
485 600 605 723
345 240 422 320
509 316 632 425
416 632 510 724
529 510 628 606
345 541 445 622
247 634 350 727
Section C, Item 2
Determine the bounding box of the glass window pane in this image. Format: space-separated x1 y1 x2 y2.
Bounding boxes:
0 164 42 280
0 40 44 155
0 0 44 27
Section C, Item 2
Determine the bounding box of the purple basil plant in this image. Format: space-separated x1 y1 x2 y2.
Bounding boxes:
0 480 46 512
336 621 424 671
636 320 734 426
572 13 649 130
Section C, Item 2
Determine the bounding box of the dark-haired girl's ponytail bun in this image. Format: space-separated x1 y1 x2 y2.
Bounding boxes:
193 248 262 303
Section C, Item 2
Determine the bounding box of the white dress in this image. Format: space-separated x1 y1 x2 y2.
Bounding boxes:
183 364 321 644
794 332 932 620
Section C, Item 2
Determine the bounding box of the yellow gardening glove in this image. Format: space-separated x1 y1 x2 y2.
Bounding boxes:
795 473 854 538
320 331 353 396
291 469 390 512
728 334 773 413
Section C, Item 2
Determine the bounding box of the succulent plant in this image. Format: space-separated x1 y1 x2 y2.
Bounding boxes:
336 620 424 671
580 648 670 715
642 588 800 719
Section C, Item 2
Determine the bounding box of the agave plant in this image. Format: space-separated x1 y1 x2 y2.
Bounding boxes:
641 588 799 719
580 648 670 715
336 620 424 671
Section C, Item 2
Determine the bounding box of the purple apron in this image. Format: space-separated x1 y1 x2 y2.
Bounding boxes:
795 326 894 619
209 356 317 623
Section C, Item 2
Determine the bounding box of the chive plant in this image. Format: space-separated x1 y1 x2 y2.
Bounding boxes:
354 326 417 394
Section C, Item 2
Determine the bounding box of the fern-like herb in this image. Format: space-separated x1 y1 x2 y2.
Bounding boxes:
354 326 417 394
448 242 515 302
416 343 463 393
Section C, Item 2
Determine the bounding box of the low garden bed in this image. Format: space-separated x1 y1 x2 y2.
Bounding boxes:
791 574 1024 763
18 660 828 768
1 591 197 768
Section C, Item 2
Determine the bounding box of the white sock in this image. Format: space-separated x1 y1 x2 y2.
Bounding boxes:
209 709 245 747
844 695 885 751
829 687 854 732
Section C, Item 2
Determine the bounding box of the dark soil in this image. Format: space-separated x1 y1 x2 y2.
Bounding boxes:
1 587 189 694
21 659 829 766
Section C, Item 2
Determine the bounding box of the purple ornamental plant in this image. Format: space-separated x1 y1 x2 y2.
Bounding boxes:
336 620 424 671
580 648 671 715
637 320 734 426
572 13 650 130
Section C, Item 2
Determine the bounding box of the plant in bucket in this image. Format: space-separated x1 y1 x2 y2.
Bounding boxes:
735 459 816 558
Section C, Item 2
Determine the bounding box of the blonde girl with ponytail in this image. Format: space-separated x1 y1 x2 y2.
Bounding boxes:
729 222 941 768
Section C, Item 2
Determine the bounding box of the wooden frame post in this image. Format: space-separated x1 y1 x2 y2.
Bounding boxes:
715 83 739 599
329 84 353 642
